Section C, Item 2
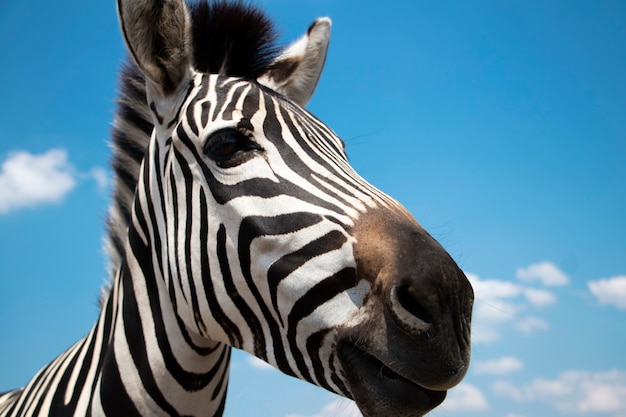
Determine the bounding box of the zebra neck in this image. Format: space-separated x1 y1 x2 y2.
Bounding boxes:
0 247 230 417
92 224 231 417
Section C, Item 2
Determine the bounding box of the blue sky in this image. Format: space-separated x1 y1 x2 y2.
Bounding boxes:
1 1 625 416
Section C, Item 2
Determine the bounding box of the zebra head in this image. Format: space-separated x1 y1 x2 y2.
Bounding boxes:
117 0 473 416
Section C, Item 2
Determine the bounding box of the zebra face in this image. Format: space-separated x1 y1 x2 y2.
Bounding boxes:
152 71 473 417
118 0 473 416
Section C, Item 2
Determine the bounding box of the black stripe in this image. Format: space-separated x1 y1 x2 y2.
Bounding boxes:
100 348 141 417
120 242 181 414
287 267 357 383
216 224 265 356
128 215 221 394
211 347 230 401
199 191 243 347
175 150 207 334
267 229 348 324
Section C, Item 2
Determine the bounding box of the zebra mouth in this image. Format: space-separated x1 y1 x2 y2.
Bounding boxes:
338 342 446 417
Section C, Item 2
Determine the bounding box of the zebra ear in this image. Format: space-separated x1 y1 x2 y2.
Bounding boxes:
258 17 331 106
117 0 192 97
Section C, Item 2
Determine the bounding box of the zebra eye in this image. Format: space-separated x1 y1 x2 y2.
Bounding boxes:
204 129 260 167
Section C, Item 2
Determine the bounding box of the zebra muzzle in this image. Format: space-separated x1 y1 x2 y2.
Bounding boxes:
341 207 474 416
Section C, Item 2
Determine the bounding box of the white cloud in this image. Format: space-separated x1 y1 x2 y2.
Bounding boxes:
286 398 362 417
0 149 108 214
524 288 556 308
514 316 549 334
87 166 110 191
516 261 570 286
247 356 275 371
492 370 626 415
467 273 521 322
472 327 500 344
474 356 523 375
0 149 76 213
438 383 489 412
467 272 552 343
588 276 626 310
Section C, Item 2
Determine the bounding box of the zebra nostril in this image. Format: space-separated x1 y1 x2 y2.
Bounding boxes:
393 280 436 328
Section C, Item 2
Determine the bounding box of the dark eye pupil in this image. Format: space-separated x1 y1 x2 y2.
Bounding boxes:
205 130 244 161
210 136 239 157
204 129 258 166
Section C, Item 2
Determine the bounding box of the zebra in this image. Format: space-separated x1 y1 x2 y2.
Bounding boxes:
0 1 474 416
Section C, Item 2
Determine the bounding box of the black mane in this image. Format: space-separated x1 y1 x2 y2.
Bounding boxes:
189 0 280 79
104 0 280 299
